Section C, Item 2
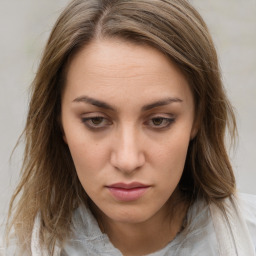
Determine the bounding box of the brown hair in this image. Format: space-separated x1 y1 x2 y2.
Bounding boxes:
7 0 236 254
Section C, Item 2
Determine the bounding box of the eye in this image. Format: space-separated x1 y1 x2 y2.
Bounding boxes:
81 116 112 130
152 117 165 126
146 116 175 129
90 117 104 125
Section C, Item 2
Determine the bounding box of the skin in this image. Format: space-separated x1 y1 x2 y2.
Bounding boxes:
61 39 197 255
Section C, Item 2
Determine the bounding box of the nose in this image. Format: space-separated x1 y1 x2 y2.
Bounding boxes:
110 126 145 174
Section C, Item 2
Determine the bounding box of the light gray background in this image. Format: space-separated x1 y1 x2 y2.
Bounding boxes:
0 0 255 231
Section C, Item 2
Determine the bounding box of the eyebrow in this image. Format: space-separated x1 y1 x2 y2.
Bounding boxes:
73 96 115 110
141 97 183 111
72 96 182 111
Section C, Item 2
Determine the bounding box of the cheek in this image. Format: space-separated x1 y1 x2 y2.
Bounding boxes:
63 117 106 169
69 141 107 174
152 133 190 187
67 140 110 198
154 132 190 166
63 124 109 184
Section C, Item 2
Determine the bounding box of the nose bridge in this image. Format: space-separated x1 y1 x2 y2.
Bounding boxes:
111 123 144 173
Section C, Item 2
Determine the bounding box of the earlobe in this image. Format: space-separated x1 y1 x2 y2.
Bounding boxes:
63 134 67 144
190 120 199 140
190 129 197 140
58 114 67 143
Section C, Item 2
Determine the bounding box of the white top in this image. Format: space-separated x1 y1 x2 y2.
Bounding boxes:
60 193 256 256
1 193 256 255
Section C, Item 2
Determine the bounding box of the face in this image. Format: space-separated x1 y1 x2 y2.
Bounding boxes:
61 39 197 225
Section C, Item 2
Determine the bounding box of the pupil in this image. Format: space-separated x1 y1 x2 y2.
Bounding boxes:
92 117 103 125
153 118 163 125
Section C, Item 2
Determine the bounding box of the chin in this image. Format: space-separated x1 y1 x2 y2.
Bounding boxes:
101 204 162 225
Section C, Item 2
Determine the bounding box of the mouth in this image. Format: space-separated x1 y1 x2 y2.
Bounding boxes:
106 182 151 202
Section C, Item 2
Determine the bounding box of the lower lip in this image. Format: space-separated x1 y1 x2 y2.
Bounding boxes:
107 187 149 202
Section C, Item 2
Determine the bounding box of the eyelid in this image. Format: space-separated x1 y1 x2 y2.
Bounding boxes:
145 113 175 122
81 113 112 130
144 114 176 129
80 112 109 120
80 112 175 130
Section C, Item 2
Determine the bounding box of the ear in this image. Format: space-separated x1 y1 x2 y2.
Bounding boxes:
61 124 67 144
58 114 67 144
190 118 199 140
63 134 67 144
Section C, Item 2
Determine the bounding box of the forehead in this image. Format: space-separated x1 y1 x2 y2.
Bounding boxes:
64 39 193 107
67 39 184 79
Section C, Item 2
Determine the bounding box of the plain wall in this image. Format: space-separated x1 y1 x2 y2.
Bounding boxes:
0 0 255 233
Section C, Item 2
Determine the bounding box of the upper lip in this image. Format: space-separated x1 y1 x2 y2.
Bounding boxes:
107 182 150 189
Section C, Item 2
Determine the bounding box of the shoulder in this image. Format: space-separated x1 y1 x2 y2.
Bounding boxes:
237 193 256 213
208 193 256 255
237 193 256 246
31 212 61 256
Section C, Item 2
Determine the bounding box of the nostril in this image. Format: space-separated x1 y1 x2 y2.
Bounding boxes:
110 150 145 173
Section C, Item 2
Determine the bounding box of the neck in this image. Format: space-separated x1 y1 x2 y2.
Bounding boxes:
94 192 189 256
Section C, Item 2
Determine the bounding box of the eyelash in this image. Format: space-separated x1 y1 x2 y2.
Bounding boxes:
81 116 112 130
145 117 175 129
81 116 175 130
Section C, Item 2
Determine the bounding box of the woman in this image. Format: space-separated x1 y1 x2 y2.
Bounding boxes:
5 0 256 255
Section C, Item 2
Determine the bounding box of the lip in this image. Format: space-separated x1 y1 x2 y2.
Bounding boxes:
106 182 150 202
